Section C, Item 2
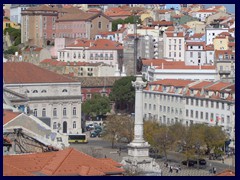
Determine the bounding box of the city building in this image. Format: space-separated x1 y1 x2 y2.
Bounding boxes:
163 27 185 61
142 59 217 81
143 79 235 138
190 9 217 22
56 12 112 40
3 62 82 135
205 27 229 45
213 32 234 50
10 4 39 24
3 19 20 30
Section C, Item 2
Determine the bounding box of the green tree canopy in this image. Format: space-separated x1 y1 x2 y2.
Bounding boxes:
82 93 111 117
112 15 142 31
109 76 136 113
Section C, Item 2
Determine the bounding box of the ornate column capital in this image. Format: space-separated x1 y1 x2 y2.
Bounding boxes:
132 75 147 91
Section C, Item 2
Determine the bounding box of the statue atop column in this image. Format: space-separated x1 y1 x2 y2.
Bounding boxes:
136 57 142 74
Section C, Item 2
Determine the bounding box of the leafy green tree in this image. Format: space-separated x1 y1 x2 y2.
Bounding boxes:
4 46 18 55
4 27 21 46
109 76 136 113
112 15 141 31
82 93 111 117
112 18 125 31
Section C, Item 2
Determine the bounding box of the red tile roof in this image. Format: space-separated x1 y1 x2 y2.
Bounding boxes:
197 9 217 13
189 81 213 90
190 33 205 39
216 169 235 176
205 44 214 51
165 26 174 31
205 81 233 91
186 41 205 46
24 47 43 52
67 39 94 47
152 20 173 26
4 162 34 176
165 32 184 37
3 110 21 125
142 59 215 70
88 39 123 50
4 148 124 176
3 62 78 84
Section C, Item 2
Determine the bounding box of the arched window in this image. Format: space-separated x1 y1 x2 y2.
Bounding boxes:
53 108 57 117
41 90 47 93
42 108 46 117
73 121 76 129
73 107 76 116
53 122 57 129
62 89 68 93
63 107 67 116
25 90 30 93
33 90 38 93
34 109 37 117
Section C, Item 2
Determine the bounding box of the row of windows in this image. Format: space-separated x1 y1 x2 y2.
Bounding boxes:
57 23 86 29
185 109 230 124
53 121 77 129
169 39 182 44
144 103 183 115
186 98 230 110
145 94 182 103
26 89 68 94
33 107 77 117
169 45 182 51
169 52 182 58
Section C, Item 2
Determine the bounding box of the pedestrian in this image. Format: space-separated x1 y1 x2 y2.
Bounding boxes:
176 168 178 173
213 167 216 174
166 162 168 167
178 165 181 171
222 157 224 164
169 166 173 173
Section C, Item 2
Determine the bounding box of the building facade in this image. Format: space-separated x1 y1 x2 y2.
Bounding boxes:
143 79 235 138
3 62 82 135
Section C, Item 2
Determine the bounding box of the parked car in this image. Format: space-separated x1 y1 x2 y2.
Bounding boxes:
90 132 98 138
197 159 207 165
182 160 196 167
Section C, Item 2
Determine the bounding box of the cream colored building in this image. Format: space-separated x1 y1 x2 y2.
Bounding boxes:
185 21 206 34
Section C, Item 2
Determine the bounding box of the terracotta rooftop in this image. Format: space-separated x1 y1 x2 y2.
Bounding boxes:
25 5 59 12
148 79 194 87
143 59 215 70
88 39 123 50
24 47 43 52
186 41 205 46
67 39 94 47
3 110 21 125
205 44 214 51
205 81 233 91
196 9 217 13
190 33 205 39
189 81 213 90
152 20 173 26
3 62 78 84
165 32 184 37
165 26 174 31
72 76 121 87
216 169 235 176
3 148 124 176
155 9 171 14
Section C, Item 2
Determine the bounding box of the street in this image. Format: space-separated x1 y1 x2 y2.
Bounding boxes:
70 136 235 176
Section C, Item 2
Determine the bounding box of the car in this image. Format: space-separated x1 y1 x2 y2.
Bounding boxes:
90 132 98 138
181 160 196 167
197 159 206 165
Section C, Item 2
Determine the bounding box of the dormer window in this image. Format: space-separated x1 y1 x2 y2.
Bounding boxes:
41 90 47 93
62 89 68 93
33 90 38 93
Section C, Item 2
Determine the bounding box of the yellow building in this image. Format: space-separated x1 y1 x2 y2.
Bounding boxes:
185 20 206 34
213 32 232 50
3 19 20 30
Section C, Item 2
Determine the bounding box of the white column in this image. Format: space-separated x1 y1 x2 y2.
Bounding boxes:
132 75 147 143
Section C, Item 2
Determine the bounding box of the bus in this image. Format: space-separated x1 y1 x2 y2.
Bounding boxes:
68 134 88 144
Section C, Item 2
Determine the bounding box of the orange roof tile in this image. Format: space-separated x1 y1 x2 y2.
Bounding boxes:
189 81 213 90
3 110 21 125
67 39 94 47
197 9 217 13
4 148 124 176
152 20 173 26
165 26 174 31
205 44 214 51
4 162 34 176
216 169 235 176
88 39 123 50
165 32 184 37
190 33 205 39
186 41 205 46
205 82 232 91
3 62 78 84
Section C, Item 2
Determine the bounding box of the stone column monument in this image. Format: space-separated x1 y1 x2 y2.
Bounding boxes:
121 75 161 175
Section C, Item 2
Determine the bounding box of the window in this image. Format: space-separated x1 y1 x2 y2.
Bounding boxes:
191 110 193 118
186 98 189 105
195 111 198 118
210 113 214 122
196 99 198 106
105 54 108 60
33 90 38 93
174 52 176 57
179 45 181 50
169 39 172 44
205 112 208 120
63 107 67 116
201 100 203 106
190 52 193 58
73 107 76 116
153 104 156 110
227 104 230 110
174 45 176 50
160 105 162 112
222 102 224 110
42 108 46 117
227 116 230 124
179 52 181 57
169 45 171 50
206 101 208 107
34 109 37 117
149 104 151 110
167 107 170 113
144 103 147 109
62 89 68 93
216 102 219 109
53 122 57 129
221 115 224 124
73 121 76 128
41 90 47 93
186 109 189 117
110 54 113 60
200 112 203 119
179 39 181 44
169 52 171 57
191 99 194 105
98 22 102 29
198 52 201 58
174 39 176 43
163 106 166 112
53 108 57 117
211 101 214 108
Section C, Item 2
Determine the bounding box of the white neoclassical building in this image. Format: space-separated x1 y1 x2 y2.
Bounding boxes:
142 59 218 82
3 62 82 135
142 79 235 139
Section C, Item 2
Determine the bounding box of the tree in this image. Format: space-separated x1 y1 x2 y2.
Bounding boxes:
82 93 111 117
102 115 134 148
112 15 141 31
109 76 136 113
